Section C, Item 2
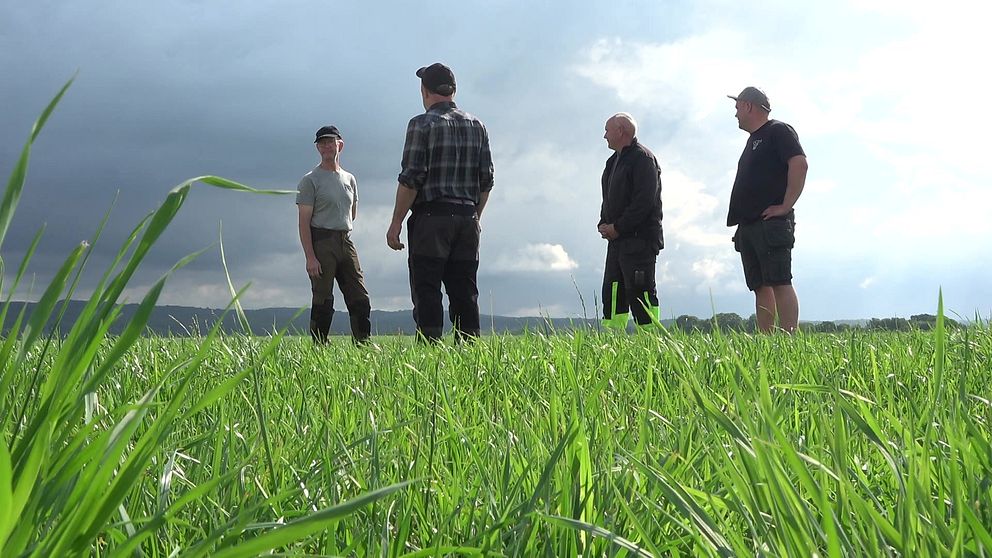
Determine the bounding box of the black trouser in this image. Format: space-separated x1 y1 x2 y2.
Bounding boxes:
309 228 371 343
407 202 481 342
602 238 660 328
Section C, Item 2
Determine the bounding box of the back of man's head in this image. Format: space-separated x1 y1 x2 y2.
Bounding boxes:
417 62 456 96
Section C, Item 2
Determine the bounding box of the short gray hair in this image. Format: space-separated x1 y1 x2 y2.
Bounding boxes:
610 112 638 136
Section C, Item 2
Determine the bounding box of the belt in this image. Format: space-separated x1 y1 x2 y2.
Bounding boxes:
310 227 348 240
434 197 476 205
412 201 478 216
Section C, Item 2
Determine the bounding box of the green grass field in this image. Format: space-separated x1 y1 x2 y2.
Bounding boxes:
3 79 991 557
3 327 992 556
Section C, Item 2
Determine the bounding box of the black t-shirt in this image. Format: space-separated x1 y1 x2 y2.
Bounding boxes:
726 120 805 226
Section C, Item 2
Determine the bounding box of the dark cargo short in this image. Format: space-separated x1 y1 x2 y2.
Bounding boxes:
733 212 795 291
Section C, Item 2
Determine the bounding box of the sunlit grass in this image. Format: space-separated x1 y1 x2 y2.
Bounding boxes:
25 326 991 556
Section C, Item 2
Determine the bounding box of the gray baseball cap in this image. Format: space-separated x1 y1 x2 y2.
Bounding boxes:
728 86 771 112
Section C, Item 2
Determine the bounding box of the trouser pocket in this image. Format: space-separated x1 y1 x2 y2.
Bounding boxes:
762 218 795 249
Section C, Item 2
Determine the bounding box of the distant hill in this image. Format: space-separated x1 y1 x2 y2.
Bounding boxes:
6 301 965 336
3 300 645 336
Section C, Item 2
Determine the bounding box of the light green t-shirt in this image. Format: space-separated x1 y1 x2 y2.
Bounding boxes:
296 167 358 231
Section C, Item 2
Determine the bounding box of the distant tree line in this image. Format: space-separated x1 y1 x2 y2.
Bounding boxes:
863 314 961 332
673 313 961 333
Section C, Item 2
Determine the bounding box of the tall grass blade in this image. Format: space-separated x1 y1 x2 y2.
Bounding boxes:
0 442 13 548
540 514 655 557
217 223 250 334
0 76 74 251
207 481 415 558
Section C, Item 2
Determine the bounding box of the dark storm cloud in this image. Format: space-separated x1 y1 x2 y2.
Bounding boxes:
3 1 721 316
1 2 412 302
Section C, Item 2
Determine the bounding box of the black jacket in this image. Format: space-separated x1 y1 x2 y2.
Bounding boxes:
600 139 664 252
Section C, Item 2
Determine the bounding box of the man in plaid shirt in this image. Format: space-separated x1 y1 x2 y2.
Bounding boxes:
386 62 494 342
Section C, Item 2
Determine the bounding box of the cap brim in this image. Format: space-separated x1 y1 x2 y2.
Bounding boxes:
416 67 427 78
314 134 340 142
727 94 739 101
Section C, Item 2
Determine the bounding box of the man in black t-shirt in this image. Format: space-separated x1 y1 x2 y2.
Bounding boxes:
726 87 808 333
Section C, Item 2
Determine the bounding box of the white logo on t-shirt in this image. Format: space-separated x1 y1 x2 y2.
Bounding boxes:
752 139 763 151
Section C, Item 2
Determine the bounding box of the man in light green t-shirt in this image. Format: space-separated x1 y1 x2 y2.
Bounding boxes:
296 125 371 343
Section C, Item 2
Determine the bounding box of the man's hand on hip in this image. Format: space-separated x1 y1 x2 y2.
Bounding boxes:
761 205 792 220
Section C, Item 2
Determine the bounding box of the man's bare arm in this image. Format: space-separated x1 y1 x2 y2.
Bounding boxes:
762 155 808 219
298 204 321 277
476 190 491 219
386 183 418 250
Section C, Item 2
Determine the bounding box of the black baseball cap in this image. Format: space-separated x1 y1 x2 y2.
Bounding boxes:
727 86 771 112
416 62 456 95
314 125 342 142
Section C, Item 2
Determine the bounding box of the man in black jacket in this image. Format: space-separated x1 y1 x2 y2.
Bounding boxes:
598 113 664 330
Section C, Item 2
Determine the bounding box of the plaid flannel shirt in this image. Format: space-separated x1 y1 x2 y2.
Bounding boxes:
398 101 494 203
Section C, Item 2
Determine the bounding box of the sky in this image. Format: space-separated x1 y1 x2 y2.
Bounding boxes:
2 0 990 322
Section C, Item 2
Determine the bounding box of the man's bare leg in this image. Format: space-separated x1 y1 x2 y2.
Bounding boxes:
772 284 799 333
754 286 777 333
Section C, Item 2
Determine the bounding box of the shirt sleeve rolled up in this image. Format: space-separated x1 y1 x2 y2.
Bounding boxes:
398 117 428 189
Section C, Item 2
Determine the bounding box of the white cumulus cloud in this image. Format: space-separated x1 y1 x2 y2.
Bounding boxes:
691 257 731 283
491 243 579 273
